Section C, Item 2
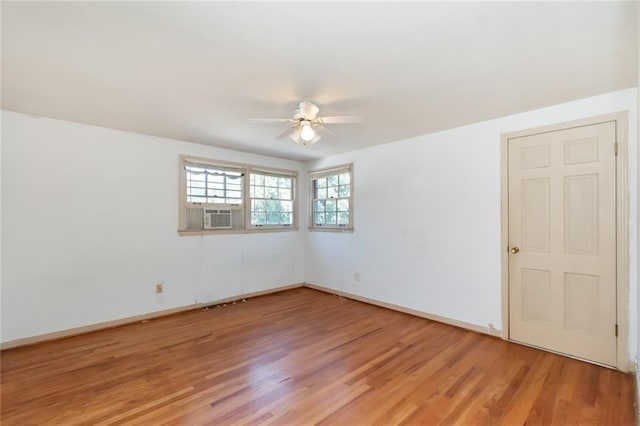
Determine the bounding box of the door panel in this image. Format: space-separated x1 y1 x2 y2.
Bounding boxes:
521 268 551 323
564 174 598 254
508 121 617 366
521 178 550 251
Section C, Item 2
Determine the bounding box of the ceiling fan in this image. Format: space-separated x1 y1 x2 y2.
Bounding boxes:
250 101 361 146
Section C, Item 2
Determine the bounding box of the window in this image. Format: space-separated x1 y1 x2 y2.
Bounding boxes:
250 173 294 227
185 163 243 204
179 156 297 234
309 164 353 230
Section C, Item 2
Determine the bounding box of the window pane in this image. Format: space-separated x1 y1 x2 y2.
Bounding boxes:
227 190 242 199
325 199 337 212
266 212 281 224
253 199 266 212
208 174 224 183
279 189 291 200
282 213 293 225
254 174 264 185
314 199 325 213
279 177 291 188
325 212 337 224
227 183 242 191
327 186 338 199
265 175 279 187
254 186 264 198
316 177 327 188
252 212 266 225
281 200 293 212
190 188 206 197
190 181 206 188
339 173 351 185
265 187 279 199
337 199 349 211
338 185 350 197
314 212 325 224
189 173 205 182
327 175 338 186
316 187 327 199
338 211 349 225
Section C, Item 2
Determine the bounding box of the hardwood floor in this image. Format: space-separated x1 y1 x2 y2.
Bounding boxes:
1 288 636 425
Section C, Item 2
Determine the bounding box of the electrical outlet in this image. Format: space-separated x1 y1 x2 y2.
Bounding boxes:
354 272 361 282
155 282 164 294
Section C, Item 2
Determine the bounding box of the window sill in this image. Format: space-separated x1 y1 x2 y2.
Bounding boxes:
178 227 299 236
308 227 354 233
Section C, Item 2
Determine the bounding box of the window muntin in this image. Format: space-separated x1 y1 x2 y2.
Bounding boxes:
249 173 294 226
310 164 352 229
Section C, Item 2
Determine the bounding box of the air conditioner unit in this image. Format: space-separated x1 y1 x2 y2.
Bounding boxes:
203 209 232 229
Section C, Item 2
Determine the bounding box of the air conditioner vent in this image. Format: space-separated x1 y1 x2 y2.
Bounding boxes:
203 209 232 229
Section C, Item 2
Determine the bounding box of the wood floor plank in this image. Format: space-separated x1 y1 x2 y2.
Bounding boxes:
1 288 636 425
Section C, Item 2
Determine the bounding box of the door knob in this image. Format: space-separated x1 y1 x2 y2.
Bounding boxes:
510 247 520 254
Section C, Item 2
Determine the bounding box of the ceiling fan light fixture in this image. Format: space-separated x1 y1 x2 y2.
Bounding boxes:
250 100 361 147
299 122 315 142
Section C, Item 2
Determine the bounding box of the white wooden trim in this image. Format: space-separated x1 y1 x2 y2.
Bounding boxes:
1 283 304 350
180 154 298 176
304 283 503 338
308 163 352 179
307 227 354 233
500 111 630 371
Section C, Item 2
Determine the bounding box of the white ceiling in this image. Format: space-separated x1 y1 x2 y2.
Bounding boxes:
2 2 638 161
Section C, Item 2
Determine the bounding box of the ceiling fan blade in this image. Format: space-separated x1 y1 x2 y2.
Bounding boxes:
289 130 301 144
276 126 296 140
315 124 338 139
309 134 322 145
317 115 362 124
249 118 294 123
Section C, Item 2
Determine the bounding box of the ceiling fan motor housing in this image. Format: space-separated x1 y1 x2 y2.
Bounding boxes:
294 101 320 121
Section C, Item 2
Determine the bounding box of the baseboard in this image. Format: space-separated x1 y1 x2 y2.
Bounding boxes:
1 282 304 350
634 362 640 421
304 283 503 338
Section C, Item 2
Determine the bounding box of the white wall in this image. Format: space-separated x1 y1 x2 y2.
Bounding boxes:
306 88 639 360
2 88 638 358
1 111 305 343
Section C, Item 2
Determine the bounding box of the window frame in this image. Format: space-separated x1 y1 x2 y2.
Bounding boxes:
308 163 353 232
178 155 298 235
247 169 296 230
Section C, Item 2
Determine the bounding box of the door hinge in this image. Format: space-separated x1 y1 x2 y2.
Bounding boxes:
614 142 618 156
615 324 618 337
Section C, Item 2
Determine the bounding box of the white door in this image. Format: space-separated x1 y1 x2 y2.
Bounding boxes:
508 121 617 366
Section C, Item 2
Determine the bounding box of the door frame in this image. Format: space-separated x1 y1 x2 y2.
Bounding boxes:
500 111 629 371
